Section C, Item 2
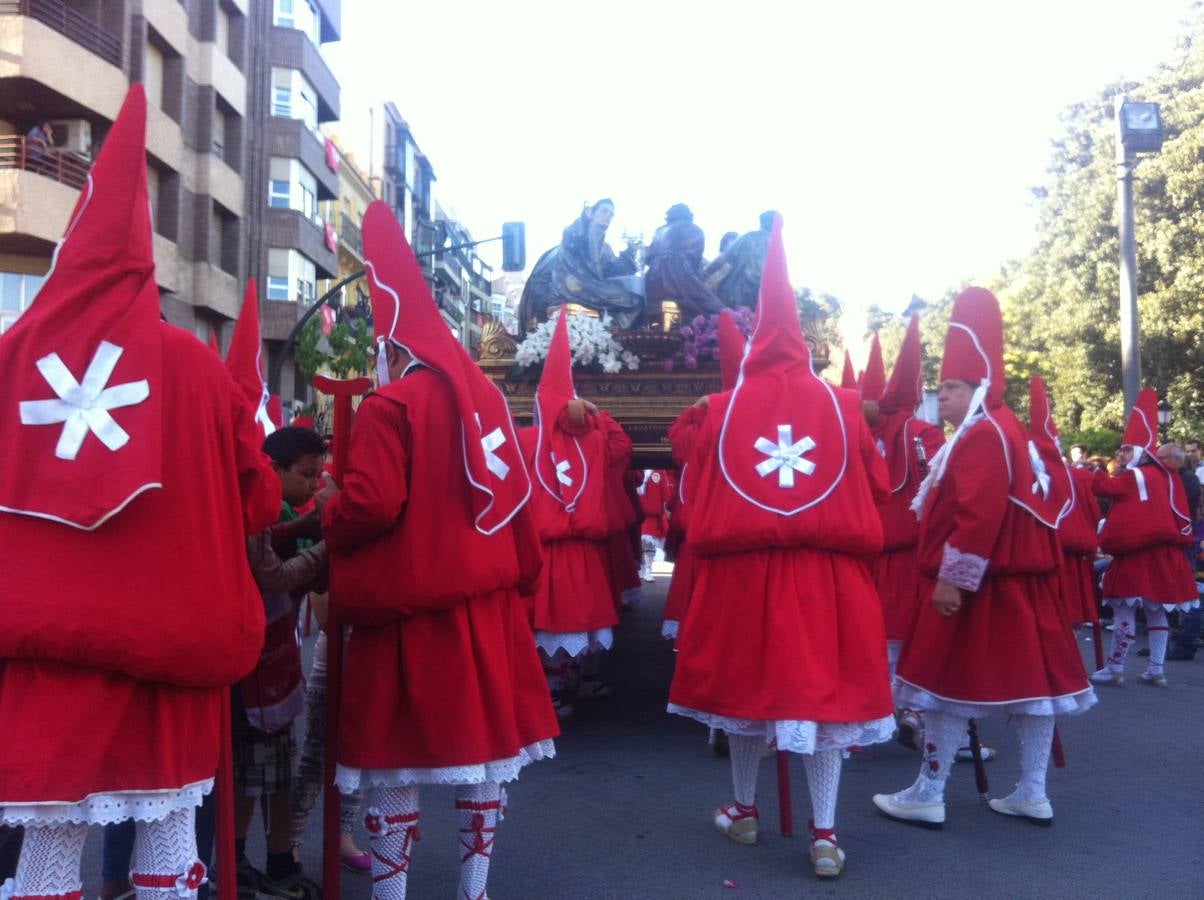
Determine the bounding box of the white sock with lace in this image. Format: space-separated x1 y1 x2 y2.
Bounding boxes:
7 822 88 899
1145 607 1170 674
455 781 502 900
131 808 204 899
895 710 965 803
802 749 842 831
366 786 421 900
1006 714 1054 803
728 733 766 807
1106 605 1136 671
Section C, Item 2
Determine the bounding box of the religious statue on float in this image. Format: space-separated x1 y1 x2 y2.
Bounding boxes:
519 198 644 331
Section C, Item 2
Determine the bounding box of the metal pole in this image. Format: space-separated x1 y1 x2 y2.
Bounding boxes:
1116 97 1141 414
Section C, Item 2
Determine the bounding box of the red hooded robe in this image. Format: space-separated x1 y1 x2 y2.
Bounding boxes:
895 289 1092 712
868 315 945 642
1094 389 1197 611
0 87 281 809
518 309 622 655
324 201 556 774
667 216 894 737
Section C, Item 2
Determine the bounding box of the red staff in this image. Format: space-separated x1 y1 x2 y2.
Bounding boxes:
313 374 372 900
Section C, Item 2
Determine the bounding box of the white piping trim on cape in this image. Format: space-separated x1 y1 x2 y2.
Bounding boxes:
364 260 531 536
2 174 165 529
717 338 848 517
533 385 588 513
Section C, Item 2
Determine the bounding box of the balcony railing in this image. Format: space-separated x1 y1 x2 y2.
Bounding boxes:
340 216 362 255
0 0 122 68
0 136 90 189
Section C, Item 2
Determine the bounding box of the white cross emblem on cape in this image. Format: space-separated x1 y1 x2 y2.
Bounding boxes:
18 340 150 461
754 424 816 489
552 453 573 486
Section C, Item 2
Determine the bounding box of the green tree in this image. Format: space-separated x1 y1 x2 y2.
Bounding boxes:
294 313 375 383
999 12 1204 441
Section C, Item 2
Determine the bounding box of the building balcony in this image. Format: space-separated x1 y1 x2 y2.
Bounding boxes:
269 26 339 122
265 206 338 278
340 216 362 257
0 0 121 68
0 136 89 189
264 115 338 200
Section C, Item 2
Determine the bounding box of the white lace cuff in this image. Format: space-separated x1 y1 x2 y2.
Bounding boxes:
939 543 988 591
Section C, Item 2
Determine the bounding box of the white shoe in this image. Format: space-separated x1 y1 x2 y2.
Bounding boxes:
1090 667 1124 686
713 803 758 845
872 792 945 828
1139 671 1168 687
642 574 656 583
988 795 1053 825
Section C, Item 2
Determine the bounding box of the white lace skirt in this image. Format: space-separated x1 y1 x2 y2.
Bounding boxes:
534 627 614 659
894 680 1098 719
667 705 895 754
0 779 212 827
334 739 556 792
1104 595 1201 614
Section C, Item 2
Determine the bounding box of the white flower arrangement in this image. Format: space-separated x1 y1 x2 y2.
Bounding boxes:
514 309 640 374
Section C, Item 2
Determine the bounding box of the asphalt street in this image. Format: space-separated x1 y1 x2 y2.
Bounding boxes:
81 573 1203 899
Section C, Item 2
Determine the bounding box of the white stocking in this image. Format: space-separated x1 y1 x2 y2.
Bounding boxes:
727 734 766 808
894 710 965 803
366 786 421 900
131 808 204 899
6 822 87 899
1106 605 1136 671
1145 607 1170 674
455 782 502 900
886 640 902 683
802 749 842 831
1005 715 1054 803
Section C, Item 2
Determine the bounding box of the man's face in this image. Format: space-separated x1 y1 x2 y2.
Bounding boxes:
1186 442 1200 466
1117 446 1134 467
937 379 976 427
276 453 324 507
1070 446 1086 463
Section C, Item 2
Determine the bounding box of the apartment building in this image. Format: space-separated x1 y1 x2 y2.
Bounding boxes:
0 0 341 406
377 101 493 352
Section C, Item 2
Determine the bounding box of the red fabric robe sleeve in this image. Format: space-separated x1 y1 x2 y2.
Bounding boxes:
939 425 1009 591
597 409 633 467
323 394 410 552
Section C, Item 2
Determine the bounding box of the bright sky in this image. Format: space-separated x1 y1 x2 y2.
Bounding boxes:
326 0 1195 351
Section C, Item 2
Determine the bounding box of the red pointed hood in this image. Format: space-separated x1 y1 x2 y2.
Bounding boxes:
1027 376 1073 526
1121 388 1159 455
840 349 856 389
880 314 923 416
878 315 927 493
717 308 745 391
226 279 275 439
533 308 587 509
861 333 885 401
927 291 1067 528
718 214 849 516
1118 388 1191 532
940 287 1005 409
362 200 530 535
0 85 163 530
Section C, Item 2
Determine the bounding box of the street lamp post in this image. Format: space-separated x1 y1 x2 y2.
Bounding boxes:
1114 96 1165 414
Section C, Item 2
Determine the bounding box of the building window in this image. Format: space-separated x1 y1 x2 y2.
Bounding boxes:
212 106 226 159
272 86 291 117
268 180 290 208
300 183 316 222
273 0 295 28
297 83 318 131
266 276 290 301
144 41 165 108
216 3 230 54
274 0 322 46
0 271 46 332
